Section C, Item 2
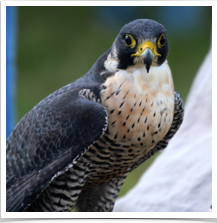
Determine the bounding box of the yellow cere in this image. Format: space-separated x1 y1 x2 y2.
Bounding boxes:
131 41 161 58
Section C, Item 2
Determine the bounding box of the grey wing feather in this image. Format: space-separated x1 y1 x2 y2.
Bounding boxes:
130 91 184 171
6 83 108 212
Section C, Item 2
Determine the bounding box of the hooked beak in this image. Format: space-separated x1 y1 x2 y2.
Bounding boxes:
131 41 161 73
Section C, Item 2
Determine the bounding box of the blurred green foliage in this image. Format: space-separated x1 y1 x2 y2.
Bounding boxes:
16 6 211 203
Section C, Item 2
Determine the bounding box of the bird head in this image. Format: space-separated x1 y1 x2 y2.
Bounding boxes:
111 19 169 73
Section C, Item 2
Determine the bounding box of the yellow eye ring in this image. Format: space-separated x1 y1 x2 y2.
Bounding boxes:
125 34 136 48
158 34 166 48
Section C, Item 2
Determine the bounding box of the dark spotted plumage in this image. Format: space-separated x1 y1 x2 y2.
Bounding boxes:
6 19 184 212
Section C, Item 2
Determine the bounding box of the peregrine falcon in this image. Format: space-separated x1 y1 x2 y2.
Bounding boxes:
6 19 184 212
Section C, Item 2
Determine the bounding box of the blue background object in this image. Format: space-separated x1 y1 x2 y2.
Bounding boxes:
6 6 17 139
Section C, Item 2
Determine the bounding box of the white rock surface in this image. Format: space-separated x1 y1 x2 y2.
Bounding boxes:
113 48 212 212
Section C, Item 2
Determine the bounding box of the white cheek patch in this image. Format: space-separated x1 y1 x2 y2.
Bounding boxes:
104 44 120 73
104 53 119 72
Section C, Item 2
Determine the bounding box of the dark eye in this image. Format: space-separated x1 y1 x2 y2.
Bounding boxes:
125 35 132 46
124 34 136 48
158 34 166 48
